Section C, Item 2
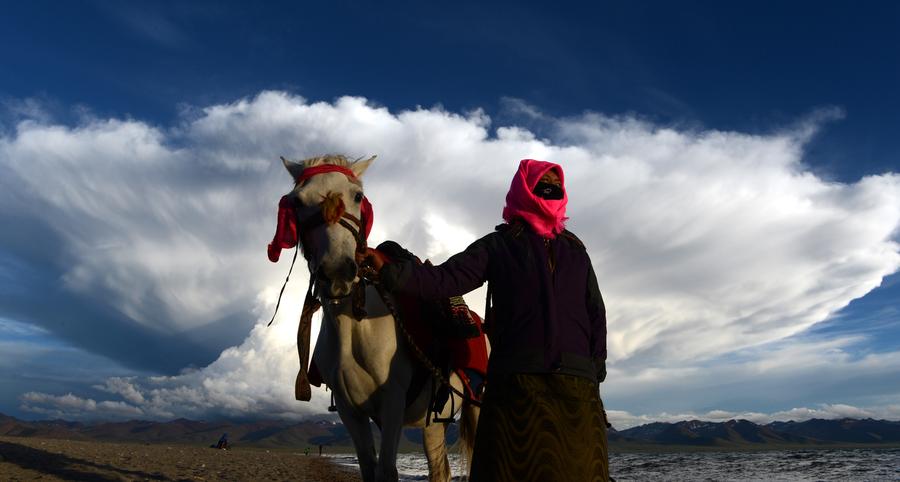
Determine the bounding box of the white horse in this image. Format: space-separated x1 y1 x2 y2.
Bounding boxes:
280 154 480 482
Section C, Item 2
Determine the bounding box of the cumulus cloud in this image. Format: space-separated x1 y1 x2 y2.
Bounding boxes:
20 308 333 421
3 91 899 420
603 335 900 420
20 392 145 420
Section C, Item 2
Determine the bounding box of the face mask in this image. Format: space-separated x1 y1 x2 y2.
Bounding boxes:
533 181 564 200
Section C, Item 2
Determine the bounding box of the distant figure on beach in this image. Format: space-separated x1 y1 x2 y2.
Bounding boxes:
304 447 310 456
214 433 229 450
366 159 609 481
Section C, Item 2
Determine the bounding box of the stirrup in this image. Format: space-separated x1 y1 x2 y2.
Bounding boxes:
328 390 337 412
430 384 457 424
427 376 456 425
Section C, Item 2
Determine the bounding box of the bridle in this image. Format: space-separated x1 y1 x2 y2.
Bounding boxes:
295 198 367 263
297 194 373 312
273 159 376 323
265 178 371 327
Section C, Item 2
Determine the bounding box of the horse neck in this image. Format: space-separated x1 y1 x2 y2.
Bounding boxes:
320 307 399 356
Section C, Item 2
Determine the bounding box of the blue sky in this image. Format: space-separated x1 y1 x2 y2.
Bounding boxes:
1 1 898 427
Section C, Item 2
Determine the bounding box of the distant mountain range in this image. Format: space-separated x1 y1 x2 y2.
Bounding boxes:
0 413 438 452
611 418 900 448
2 413 899 451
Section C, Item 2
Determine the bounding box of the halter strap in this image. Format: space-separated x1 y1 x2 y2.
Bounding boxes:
294 164 374 241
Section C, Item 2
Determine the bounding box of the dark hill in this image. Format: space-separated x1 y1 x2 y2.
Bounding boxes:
0 415 88 440
617 418 895 447
0 414 426 451
767 418 900 444
3 413 899 450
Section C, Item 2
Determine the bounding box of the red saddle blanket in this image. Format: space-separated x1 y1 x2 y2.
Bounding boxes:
396 289 489 380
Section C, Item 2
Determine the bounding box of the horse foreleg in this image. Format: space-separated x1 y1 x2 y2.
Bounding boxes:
375 389 407 482
423 422 450 482
336 402 378 482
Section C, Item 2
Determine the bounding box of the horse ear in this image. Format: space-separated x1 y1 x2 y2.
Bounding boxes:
350 155 376 178
281 156 304 181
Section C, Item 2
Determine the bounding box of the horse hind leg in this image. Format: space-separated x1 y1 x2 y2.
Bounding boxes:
423 422 451 482
458 400 480 477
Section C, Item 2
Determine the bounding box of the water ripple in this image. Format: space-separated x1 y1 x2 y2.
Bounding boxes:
327 447 900 481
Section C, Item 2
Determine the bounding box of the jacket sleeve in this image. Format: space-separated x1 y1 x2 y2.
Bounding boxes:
380 235 491 300
586 259 607 363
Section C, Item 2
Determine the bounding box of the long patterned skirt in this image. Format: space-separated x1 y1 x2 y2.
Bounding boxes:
469 373 609 482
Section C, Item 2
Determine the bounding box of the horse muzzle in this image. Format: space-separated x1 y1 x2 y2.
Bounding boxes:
322 256 358 296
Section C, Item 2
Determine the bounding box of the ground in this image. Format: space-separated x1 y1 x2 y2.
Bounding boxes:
0 436 360 481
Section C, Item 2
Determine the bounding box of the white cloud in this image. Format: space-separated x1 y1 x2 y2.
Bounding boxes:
20 392 145 419
22 303 334 421
3 91 900 420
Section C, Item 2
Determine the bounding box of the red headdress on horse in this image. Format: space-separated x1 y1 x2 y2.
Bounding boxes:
268 164 374 262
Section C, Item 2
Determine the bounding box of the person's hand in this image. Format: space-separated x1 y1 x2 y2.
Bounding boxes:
356 247 387 272
594 357 607 383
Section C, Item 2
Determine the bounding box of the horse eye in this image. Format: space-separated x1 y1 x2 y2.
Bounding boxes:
354 192 363 203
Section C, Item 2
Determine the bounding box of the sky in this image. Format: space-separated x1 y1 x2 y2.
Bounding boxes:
1 1 898 429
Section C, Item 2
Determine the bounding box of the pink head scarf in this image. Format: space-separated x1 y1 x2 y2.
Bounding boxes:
501 159 568 238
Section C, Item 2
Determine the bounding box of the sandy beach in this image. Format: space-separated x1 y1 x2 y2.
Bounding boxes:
0 436 361 481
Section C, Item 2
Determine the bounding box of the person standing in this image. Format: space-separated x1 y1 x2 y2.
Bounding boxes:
365 158 609 481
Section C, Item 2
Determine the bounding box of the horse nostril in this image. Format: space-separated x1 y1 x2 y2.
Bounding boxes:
340 257 357 280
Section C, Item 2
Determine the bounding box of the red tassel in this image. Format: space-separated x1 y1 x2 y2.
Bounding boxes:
268 195 298 262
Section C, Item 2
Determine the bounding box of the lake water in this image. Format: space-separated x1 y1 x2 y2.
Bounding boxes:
328 448 900 481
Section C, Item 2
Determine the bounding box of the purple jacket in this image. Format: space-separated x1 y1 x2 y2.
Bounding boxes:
381 222 606 382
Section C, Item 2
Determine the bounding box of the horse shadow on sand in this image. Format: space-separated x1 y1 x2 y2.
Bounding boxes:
0 440 171 481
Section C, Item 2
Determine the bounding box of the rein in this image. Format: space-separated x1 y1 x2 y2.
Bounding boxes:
369 280 483 409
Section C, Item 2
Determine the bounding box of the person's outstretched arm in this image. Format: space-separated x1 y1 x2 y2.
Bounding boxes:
377 235 491 300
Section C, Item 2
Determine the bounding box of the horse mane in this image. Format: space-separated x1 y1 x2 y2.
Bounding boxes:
302 154 354 168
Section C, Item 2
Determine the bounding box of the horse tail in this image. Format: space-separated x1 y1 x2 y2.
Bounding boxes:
457 399 479 479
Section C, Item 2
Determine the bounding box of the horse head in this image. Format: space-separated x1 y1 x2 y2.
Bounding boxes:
281 154 375 298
